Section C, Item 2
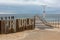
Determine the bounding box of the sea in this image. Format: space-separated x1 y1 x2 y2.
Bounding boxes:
0 14 60 23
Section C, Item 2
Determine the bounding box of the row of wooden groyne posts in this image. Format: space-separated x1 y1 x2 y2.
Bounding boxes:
0 16 35 34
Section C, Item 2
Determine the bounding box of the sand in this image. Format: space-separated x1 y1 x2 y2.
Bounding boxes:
0 31 28 40
0 28 60 40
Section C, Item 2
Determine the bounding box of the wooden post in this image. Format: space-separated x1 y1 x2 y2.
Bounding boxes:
16 19 18 32
0 20 1 34
5 17 9 34
20 19 22 31
22 19 25 31
18 19 20 31
54 18 57 28
27 18 29 30
9 16 11 33
23 19 26 30
29 19 30 29
1 17 6 34
1 20 5 34
58 16 59 28
34 16 35 29
16 19 22 32
30 19 32 29
21 19 23 31
19 19 23 31
25 19 27 30
31 18 35 29
9 16 16 33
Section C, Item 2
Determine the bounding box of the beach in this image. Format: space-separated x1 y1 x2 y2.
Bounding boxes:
0 28 60 40
0 16 60 40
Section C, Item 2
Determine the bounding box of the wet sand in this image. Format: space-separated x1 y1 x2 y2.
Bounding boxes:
0 28 60 40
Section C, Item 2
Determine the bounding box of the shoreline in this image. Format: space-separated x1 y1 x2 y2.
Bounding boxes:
0 28 60 40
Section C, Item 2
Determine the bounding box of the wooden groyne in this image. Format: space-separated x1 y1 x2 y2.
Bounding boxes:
16 18 35 32
0 16 35 34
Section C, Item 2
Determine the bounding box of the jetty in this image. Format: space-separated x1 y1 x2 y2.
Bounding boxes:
0 15 60 34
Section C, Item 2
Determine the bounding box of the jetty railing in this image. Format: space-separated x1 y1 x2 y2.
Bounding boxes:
39 14 60 29
47 16 60 28
34 15 53 27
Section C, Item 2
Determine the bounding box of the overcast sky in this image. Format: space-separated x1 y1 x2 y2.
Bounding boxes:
0 0 60 14
0 0 60 7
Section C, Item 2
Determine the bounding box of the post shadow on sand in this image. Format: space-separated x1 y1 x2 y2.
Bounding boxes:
37 26 54 30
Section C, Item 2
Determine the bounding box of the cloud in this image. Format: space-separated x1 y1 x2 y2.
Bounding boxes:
0 12 16 14
0 0 60 7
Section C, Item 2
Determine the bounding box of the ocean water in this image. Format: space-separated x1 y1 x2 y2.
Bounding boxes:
0 14 60 22
45 14 60 22
0 14 35 20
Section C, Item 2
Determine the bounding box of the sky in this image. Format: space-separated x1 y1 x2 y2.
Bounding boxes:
0 0 60 14
0 0 60 7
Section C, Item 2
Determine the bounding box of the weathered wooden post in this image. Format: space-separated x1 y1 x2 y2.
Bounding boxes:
34 16 35 29
16 19 18 32
24 19 27 30
27 18 29 30
1 17 5 34
22 18 25 31
28 18 30 29
59 17 60 28
17 19 22 32
16 19 20 32
54 17 57 28
9 16 16 33
5 17 9 34
22 19 24 30
31 18 35 29
8 16 11 33
23 19 26 30
53 18 55 28
1 17 2 33
20 19 22 31
29 18 32 29
19 19 22 31
58 16 59 28
0 20 1 34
